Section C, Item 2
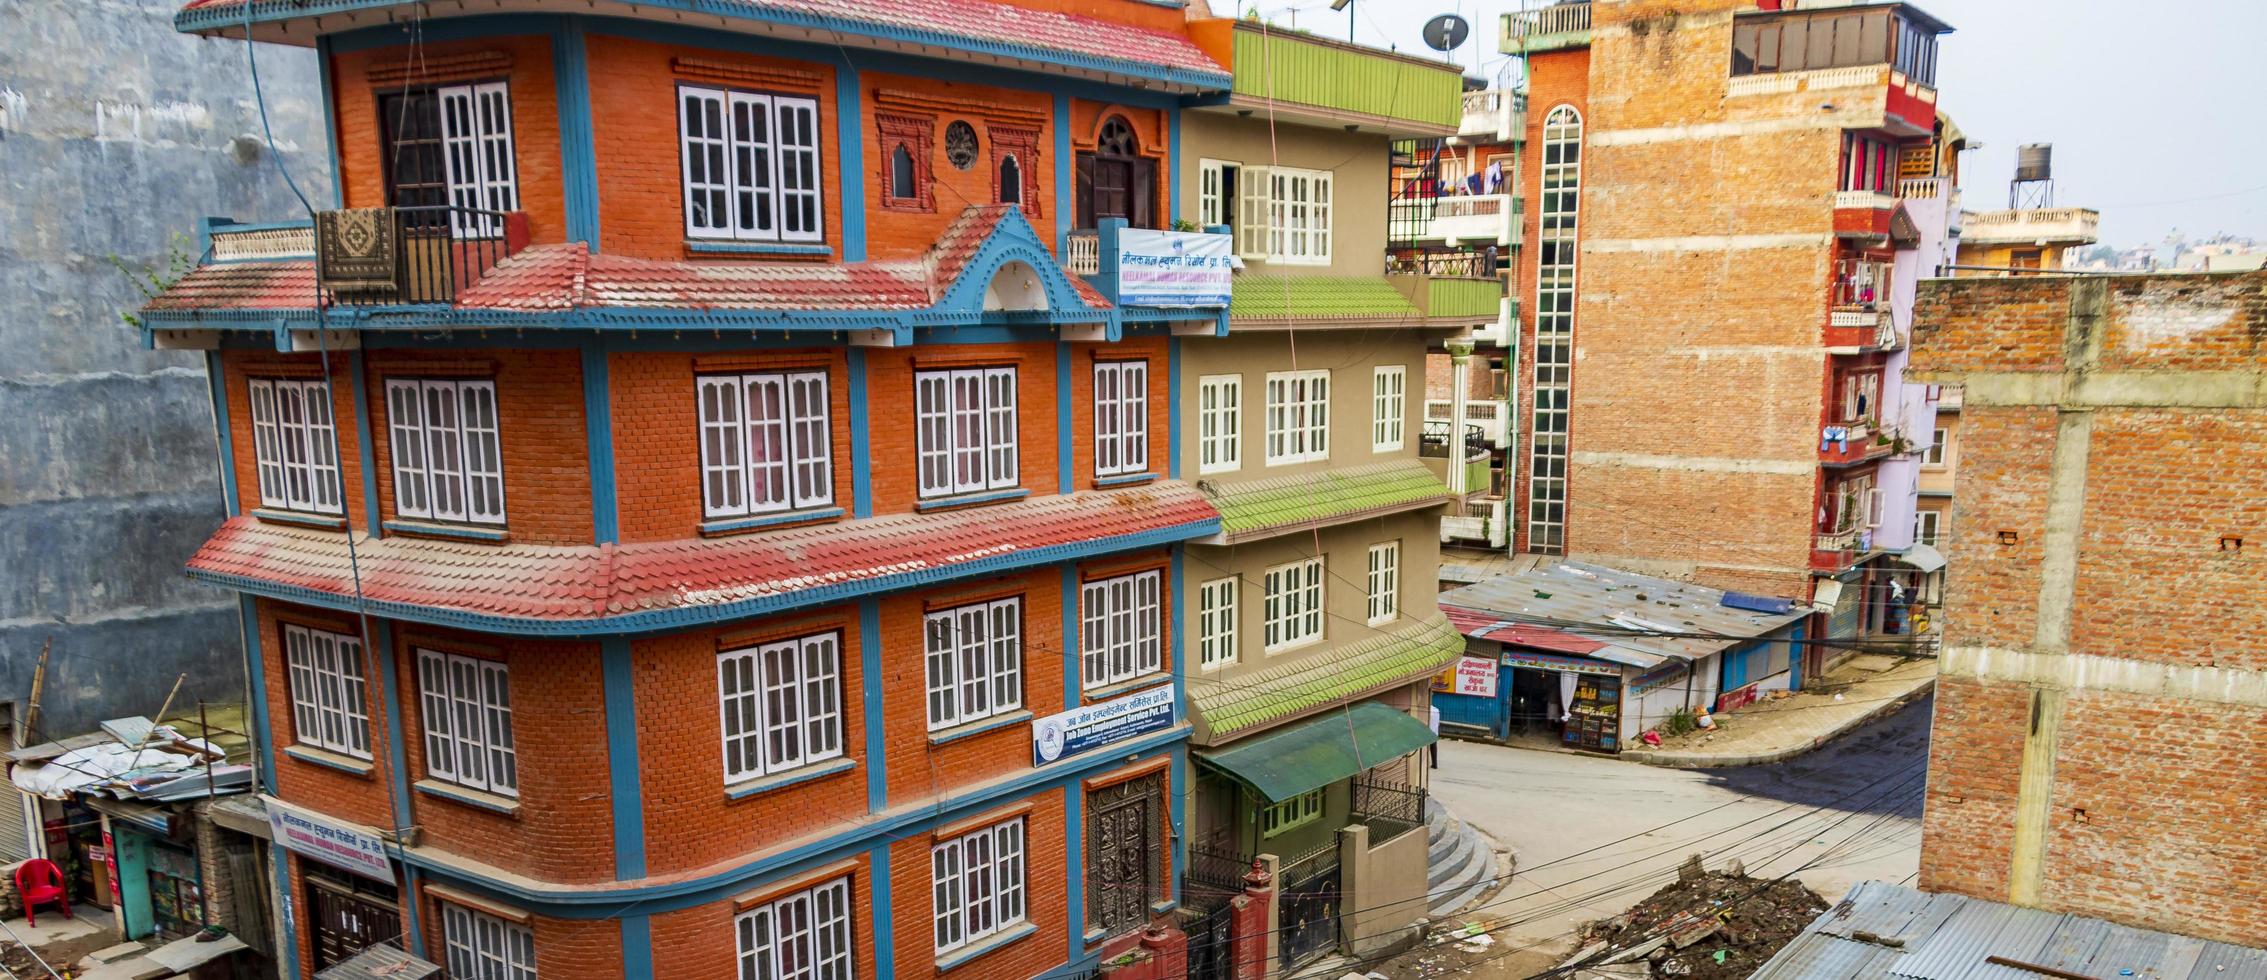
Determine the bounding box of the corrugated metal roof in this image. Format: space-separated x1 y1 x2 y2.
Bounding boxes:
1753 882 2267 980
1229 275 1422 322
1437 560 1806 663
1203 458 1449 543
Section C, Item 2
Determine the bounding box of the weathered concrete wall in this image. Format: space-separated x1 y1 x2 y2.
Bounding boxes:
0 0 328 737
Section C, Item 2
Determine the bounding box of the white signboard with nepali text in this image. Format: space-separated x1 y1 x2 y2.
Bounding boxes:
1115 229 1234 308
266 796 392 882
1450 656 1498 697
1031 684 1176 766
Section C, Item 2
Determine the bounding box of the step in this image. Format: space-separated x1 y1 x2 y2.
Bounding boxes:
1428 843 1493 916
1428 818 1466 864
1428 823 1478 888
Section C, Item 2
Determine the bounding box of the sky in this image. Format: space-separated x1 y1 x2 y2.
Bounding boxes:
1216 0 2267 250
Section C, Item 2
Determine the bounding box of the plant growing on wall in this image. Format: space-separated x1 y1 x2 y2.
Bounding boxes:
109 232 197 330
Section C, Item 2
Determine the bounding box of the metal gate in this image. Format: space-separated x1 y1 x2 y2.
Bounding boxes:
1184 900 1238 980
306 874 400 971
1278 851 1341 969
1086 774 1164 938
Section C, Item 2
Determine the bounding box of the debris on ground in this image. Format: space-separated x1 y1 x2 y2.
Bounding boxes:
1562 855 1828 980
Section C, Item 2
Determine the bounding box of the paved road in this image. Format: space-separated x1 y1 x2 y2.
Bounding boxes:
1429 695 1932 950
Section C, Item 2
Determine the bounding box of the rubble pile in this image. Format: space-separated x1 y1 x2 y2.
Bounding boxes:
1562 857 1826 980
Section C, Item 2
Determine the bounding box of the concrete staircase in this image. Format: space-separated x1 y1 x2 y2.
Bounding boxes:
1425 796 1504 918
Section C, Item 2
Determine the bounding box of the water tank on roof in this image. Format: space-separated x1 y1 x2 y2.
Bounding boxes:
2015 143 2053 182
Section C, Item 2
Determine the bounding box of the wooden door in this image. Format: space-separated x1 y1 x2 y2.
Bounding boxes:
1086 774 1164 937
306 874 400 971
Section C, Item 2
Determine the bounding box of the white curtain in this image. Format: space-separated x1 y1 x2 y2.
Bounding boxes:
1558 672 1579 723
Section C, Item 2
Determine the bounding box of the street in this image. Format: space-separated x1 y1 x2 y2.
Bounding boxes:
1424 695 1932 967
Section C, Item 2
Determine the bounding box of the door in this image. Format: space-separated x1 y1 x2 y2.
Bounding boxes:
1086 773 1164 938
306 870 401 971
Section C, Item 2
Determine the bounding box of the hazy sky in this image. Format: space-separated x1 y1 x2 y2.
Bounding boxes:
1220 0 2267 250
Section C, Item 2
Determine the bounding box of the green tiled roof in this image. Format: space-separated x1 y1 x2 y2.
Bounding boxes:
1207 459 1450 542
1231 26 1464 131
1231 276 1421 322
1189 615 1465 743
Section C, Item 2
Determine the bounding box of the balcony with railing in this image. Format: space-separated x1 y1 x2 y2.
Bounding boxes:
1833 189 1898 239
1819 421 1897 467
1441 496 1508 548
1502 3 1593 54
1454 89 1526 145
1390 194 1523 249
1420 421 1493 497
1424 398 1508 449
1959 208 2101 247
316 206 525 307
1826 257 1896 348
1810 526 1872 573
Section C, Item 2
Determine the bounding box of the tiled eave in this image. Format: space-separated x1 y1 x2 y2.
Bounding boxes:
1201 458 1452 545
1187 614 1463 744
173 0 1230 93
189 483 1219 636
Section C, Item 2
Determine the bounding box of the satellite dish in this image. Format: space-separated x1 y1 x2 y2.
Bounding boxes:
1423 13 1470 52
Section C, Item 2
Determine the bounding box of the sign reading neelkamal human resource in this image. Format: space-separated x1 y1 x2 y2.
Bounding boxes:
267 795 392 882
1031 684 1176 766
1115 229 1234 308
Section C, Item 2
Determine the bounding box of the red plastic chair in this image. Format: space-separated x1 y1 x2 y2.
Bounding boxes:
14 859 69 927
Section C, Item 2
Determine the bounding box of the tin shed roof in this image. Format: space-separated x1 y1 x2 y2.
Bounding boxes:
1437 560 1806 663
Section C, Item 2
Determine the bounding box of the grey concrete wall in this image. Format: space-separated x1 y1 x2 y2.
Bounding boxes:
0 0 328 738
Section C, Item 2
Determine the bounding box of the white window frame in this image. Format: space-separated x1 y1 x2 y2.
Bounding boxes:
922 597 1024 731
1092 360 1150 478
248 379 344 515
1199 158 1240 231
1366 541 1401 626
932 818 1027 956
1197 374 1242 475
697 371 834 520
1079 570 1163 691
440 902 536 980
915 367 1019 498
1529 105 1582 555
1262 557 1325 652
1923 427 1948 467
437 82 519 238
282 624 372 760
735 877 854 980
1234 165 1333 265
1264 370 1331 466
1197 576 1238 671
1371 366 1406 452
717 632 844 784
677 86 824 243
416 648 518 798
1914 510 1941 547
385 378 505 525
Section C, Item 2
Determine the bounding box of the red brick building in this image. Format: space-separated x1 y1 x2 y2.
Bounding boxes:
1909 270 2267 948
138 0 1253 975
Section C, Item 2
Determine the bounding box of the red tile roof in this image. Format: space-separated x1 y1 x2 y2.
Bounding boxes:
147 261 325 311
179 0 1227 80
189 483 1218 631
1441 605 1607 655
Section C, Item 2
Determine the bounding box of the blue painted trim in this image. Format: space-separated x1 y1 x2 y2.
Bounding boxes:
382 520 509 542
392 726 1189 918
860 599 886 812
372 617 415 839
1168 747 1187 907
189 517 1223 637
1093 472 1157 488
348 350 383 536
1064 784 1084 960
583 344 619 543
251 508 348 530
603 637 646 880
315 37 343 209
927 710 1032 747
1166 337 1182 480
1061 565 1082 706
283 744 375 776
869 844 894 978
938 921 1040 971
323 12 564 51
620 915 654 980
206 352 240 517
1056 343 1075 496
415 779 523 815
1053 94 1073 255
699 508 845 535
400 863 426 956
1168 106 1183 224
218 5 1233 91
238 596 275 794
726 756 858 800
1788 623 1807 691
686 241 835 258
269 841 301 979
913 488 1032 512
835 65 866 263
553 18 601 248
846 348 873 518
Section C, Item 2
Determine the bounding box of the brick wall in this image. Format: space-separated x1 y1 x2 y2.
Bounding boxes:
220 351 368 522
887 789 1069 978
363 347 594 546
878 569 1065 809
862 71 1057 260
863 341 1061 512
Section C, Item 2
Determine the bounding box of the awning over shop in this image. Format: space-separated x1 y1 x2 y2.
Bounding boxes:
1892 544 1946 574
1196 702 1435 803
315 943 442 980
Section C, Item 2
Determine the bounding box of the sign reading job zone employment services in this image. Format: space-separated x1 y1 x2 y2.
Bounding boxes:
266 796 392 882
1116 229 1234 308
1032 684 1175 766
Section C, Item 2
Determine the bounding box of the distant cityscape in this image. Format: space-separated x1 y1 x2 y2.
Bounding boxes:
2066 231 2267 273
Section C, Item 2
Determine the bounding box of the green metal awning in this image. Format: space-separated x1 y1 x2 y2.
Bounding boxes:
1196 702 1436 803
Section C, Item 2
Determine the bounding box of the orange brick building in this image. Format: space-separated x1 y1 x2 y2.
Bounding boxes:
1908 270 2267 948
141 0 1253 975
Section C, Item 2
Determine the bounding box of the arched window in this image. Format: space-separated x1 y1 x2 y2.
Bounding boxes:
998 154 1023 207
1076 114 1156 229
890 145 917 201
1527 105 1583 555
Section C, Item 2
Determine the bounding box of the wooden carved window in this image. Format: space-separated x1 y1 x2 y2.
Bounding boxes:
878 113 934 212
989 126 1041 215
1076 115 1156 230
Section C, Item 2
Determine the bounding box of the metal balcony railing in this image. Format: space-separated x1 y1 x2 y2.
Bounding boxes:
320 205 516 306
1419 420 1490 461
1506 3 1591 41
